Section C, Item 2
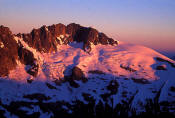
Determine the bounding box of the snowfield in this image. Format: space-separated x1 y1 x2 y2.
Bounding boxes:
0 37 175 117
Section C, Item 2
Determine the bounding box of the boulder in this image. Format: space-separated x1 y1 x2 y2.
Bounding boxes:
71 66 85 81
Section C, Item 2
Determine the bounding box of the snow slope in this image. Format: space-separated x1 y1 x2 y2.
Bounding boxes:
0 37 175 117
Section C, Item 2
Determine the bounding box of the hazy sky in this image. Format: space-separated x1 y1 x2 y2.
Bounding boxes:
0 0 175 57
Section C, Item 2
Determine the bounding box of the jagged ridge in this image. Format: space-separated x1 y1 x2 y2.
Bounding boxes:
0 23 118 77
17 23 118 53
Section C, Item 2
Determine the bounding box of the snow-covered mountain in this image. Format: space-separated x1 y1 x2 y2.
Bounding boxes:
0 24 175 118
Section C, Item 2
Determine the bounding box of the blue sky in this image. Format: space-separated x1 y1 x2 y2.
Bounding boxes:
0 0 175 57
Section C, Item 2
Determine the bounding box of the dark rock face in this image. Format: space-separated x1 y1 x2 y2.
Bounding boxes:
18 45 39 77
26 64 39 77
18 46 35 65
72 66 86 81
23 25 58 53
64 66 87 88
71 66 87 83
73 27 98 52
21 24 69 53
0 25 39 77
66 23 118 52
0 26 18 76
19 23 118 53
48 23 66 36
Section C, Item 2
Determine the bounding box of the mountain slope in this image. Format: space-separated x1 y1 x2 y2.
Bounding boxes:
0 24 175 118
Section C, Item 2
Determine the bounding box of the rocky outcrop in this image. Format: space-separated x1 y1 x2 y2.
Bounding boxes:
22 25 58 53
18 23 118 53
18 45 39 77
0 25 39 77
18 46 35 65
0 26 18 76
64 66 87 88
72 66 85 80
66 23 118 52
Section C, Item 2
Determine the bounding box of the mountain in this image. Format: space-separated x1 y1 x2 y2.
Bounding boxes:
0 23 175 118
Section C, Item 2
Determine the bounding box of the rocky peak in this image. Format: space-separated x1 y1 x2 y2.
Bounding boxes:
0 23 118 77
48 23 66 36
0 25 12 35
19 23 118 53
